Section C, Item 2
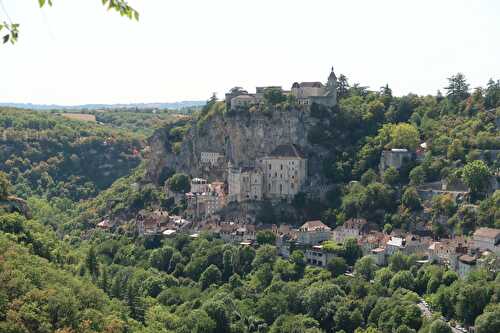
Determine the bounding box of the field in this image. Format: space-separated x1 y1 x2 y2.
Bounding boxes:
60 113 97 122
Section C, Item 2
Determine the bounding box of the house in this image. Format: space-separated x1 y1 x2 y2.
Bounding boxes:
191 178 209 194
370 247 387 266
97 219 112 230
331 218 368 243
186 180 226 221
385 236 406 256
427 237 470 270
457 255 477 278
359 231 389 255
218 222 257 243
297 220 331 245
305 245 333 267
379 148 413 172
473 227 500 255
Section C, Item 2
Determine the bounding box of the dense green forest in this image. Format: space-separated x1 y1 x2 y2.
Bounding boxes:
0 108 143 201
0 73 499 332
0 200 499 333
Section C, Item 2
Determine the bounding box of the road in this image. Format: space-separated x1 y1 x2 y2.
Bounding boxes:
417 299 465 333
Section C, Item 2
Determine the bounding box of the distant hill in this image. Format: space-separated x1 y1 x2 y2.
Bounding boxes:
0 100 206 110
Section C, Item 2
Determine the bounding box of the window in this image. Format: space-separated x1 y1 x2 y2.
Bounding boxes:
280 184 283 193
280 164 283 170
268 164 271 170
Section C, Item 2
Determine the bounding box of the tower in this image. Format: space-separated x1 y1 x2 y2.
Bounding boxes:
325 67 338 106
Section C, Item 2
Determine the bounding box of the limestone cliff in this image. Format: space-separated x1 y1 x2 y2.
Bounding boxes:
147 106 329 187
0 196 32 219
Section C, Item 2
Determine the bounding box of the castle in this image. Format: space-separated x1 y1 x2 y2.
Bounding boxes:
227 144 307 202
225 68 338 110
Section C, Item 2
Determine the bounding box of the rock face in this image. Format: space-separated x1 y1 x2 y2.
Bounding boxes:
0 196 32 219
147 107 328 186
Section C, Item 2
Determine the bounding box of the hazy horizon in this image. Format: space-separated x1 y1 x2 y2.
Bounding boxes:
1 0 499 105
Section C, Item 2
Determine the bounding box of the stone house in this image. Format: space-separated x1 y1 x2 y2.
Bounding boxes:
297 220 331 245
427 237 470 270
185 181 227 221
331 218 368 243
370 247 387 266
472 227 500 255
305 245 333 267
191 178 209 194
379 148 413 172
457 254 477 278
218 222 256 243
385 236 406 256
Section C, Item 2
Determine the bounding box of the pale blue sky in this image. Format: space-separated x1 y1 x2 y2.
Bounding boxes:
1 0 499 105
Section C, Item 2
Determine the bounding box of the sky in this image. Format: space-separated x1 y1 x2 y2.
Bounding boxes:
1 0 499 105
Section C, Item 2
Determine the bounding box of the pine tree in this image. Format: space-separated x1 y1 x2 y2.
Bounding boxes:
445 73 470 102
85 246 99 279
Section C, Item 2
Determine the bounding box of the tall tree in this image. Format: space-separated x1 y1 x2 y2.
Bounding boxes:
0 171 11 200
445 73 470 102
337 74 350 99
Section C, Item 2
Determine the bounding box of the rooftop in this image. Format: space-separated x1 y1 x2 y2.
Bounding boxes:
299 220 331 232
459 254 476 264
473 227 500 240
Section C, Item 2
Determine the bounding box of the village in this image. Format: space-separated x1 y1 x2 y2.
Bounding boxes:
96 68 499 280
98 141 500 279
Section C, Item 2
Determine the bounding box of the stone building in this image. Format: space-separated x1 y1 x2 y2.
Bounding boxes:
227 163 264 202
305 245 334 267
379 148 413 172
227 144 307 202
186 181 227 221
225 68 337 110
291 68 338 107
200 152 224 166
331 218 368 243
258 144 307 200
191 178 209 194
473 227 500 255
457 254 477 278
297 220 331 245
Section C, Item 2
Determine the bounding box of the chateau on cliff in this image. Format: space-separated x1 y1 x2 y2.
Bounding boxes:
225 68 338 110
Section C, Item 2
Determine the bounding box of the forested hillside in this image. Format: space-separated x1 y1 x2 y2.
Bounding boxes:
0 108 143 201
0 74 499 333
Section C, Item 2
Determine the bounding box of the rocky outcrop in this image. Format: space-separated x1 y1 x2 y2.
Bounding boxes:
146 107 329 186
0 196 32 219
